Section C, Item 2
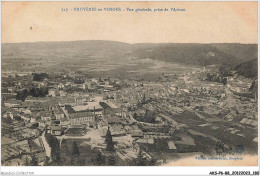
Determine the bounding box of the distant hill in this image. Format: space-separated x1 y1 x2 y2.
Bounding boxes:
2 40 257 72
2 40 132 59
233 59 258 78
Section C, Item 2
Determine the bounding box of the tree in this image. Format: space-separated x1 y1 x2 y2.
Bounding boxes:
92 151 106 166
129 149 156 166
47 135 61 164
107 155 116 166
72 156 85 166
105 126 115 152
16 89 29 101
24 156 30 166
215 141 225 156
61 139 69 153
2 117 12 124
60 139 71 165
30 87 49 97
71 141 80 156
30 154 38 166
32 73 49 81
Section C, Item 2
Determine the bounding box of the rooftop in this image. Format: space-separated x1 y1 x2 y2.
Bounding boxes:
72 102 103 112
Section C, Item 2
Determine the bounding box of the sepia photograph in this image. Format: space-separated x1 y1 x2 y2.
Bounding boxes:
1 1 258 170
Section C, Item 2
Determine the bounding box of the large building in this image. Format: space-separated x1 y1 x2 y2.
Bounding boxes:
69 112 96 126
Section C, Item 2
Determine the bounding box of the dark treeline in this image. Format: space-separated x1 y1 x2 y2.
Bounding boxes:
32 73 49 82
16 87 49 101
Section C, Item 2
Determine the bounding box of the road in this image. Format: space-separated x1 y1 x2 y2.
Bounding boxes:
40 132 51 157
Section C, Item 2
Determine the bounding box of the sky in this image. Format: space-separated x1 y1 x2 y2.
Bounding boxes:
1 1 258 44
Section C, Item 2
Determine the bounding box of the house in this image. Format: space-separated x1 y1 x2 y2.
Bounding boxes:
131 130 144 138
65 82 72 86
45 120 52 127
20 114 31 122
57 83 65 89
106 116 122 125
175 133 197 153
239 118 257 127
168 141 177 151
136 138 154 144
53 108 65 120
50 126 62 136
26 122 39 129
7 87 15 93
39 120 47 128
48 89 57 97
59 90 67 97
60 117 70 127
124 125 132 134
40 111 52 121
13 105 27 112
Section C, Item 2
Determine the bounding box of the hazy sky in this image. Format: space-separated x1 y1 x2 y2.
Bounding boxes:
2 1 258 44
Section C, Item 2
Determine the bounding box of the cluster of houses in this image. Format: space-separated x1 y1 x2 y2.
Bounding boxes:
2 68 258 166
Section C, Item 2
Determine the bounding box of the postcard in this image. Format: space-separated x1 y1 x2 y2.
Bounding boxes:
1 1 258 172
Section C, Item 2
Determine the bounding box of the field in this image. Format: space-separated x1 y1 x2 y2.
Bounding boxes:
2 51 199 81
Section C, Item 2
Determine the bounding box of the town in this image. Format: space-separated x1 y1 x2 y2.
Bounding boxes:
1 62 257 166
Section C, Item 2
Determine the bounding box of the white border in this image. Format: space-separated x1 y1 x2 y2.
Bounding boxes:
0 166 259 176
0 0 259 175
